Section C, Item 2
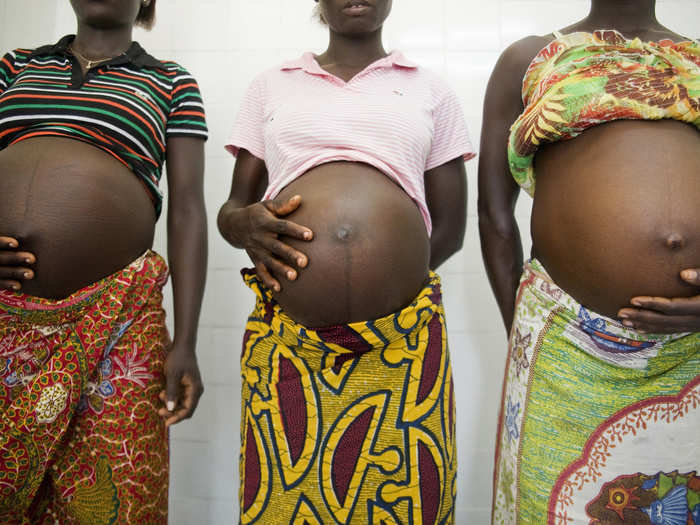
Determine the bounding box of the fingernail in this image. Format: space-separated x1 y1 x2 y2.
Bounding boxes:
303 231 312 240
682 269 698 280
618 312 628 319
273 284 280 292
24 272 32 279
622 320 634 328
12 284 20 291
631 299 642 306
25 258 32 264
287 270 296 280
297 257 306 267
167 401 175 412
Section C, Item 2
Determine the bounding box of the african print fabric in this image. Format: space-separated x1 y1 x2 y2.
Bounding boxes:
492 259 700 525
239 270 457 524
508 29 700 195
0 251 170 525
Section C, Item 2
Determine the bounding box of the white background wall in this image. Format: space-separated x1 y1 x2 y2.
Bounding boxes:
1 1 698 523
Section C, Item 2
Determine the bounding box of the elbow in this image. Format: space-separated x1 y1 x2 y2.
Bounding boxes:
216 204 228 238
477 197 517 242
169 198 207 231
430 225 464 269
216 200 244 247
216 202 233 240
447 228 465 258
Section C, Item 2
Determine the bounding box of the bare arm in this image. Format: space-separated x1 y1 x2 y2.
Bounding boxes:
425 157 467 270
217 149 313 292
158 136 207 426
478 37 548 333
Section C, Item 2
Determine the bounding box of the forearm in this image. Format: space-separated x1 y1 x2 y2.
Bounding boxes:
424 159 468 270
478 212 523 332
168 201 208 348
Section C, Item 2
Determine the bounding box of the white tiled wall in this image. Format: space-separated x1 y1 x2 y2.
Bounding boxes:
1 1 698 523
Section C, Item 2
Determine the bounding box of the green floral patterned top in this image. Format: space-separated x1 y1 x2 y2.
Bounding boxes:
508 29 700 195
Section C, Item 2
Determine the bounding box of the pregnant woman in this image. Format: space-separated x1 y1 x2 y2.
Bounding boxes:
218 1 474 522
0 1 207 523
479 0 700 523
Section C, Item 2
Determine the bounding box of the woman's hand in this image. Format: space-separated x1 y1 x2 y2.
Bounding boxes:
0 236 36 291
221 195 313 292
158 341 204 427
618 268 700 333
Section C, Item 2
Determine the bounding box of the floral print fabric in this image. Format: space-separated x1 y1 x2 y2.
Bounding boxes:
0 251 170 525
492 259 700 524
508 30 700 195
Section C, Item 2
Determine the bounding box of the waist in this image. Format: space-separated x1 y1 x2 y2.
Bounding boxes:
522 258 692 339
0 250 167 327
0 137 157 299
243 269 444 347
268 162 430 327
519 259 697 373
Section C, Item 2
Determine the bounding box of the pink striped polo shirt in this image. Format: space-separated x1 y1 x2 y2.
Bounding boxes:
225 51 475 234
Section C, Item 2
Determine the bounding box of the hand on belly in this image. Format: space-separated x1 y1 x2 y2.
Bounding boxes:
0 236 36 291
618 268 700 334
225 194 314 293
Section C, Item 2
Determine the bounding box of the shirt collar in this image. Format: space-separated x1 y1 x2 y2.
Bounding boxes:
30 34 165 70
280 50 418 76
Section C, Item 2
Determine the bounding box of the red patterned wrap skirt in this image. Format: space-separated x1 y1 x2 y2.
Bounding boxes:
0 251 170 525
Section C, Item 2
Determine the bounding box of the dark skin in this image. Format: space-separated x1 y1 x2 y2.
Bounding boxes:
0 0 205 426
218 0 466 314
478 0 700 334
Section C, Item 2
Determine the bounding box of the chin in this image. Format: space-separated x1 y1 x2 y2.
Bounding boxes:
73 1 135 28
334 18 382 35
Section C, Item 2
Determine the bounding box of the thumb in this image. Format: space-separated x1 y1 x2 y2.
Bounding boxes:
165 368 181 412
681 269 700 286
266 195 302 217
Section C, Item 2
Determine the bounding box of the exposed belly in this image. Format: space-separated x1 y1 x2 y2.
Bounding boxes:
0 137 156 298
271 162 430 327
532 119 700 319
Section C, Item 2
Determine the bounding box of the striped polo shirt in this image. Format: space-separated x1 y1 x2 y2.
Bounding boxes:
0 35 208 217
226 51 474 234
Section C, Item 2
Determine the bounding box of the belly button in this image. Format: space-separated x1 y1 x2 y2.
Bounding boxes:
665 233 686 250
336 225 354 242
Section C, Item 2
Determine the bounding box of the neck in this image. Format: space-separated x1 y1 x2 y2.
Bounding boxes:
321 28 387 68
585 0 660 32
72 23 133 58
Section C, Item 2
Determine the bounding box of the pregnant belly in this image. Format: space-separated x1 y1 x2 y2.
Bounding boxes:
271 162 430 327
0 137 156 299
532 120 700 319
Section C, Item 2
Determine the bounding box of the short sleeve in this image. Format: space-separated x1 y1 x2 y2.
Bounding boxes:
425 82 476 171
224 75 265 160
0 51 20 95
166 65 208 140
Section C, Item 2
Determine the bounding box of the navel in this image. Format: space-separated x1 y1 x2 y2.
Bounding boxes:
335 224 354 242
664 233 686 250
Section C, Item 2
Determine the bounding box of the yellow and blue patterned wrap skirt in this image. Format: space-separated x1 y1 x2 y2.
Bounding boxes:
239 270 457 524
492 259 700 525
